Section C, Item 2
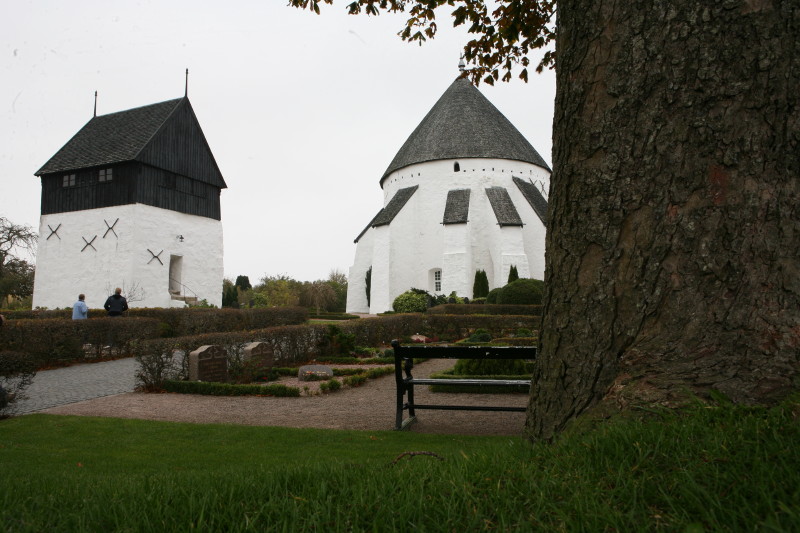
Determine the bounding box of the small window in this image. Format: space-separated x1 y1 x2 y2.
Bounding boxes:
98 168 113 182
454 162 460 172
434 269 442 292
62 174 76 187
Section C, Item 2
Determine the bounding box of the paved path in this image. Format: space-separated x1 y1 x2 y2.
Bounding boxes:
9 357 137 415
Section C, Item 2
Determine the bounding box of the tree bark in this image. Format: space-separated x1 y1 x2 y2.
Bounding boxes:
527 0 800 441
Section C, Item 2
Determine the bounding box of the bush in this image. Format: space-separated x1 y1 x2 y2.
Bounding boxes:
319 378 342 393
392 291 428 313
486 288 502 304
0 351 37 416
466 328 493 343
342 374 367 387
497 279 545 305
473 270 490 299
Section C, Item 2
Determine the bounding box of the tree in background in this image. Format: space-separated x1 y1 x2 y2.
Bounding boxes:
507 265 519 284
472 269 489 299
234 275 252 292
252 274 302 308
326 269 348 312
290 0 800 443
221 279 239 308
0 217 37 307
307 280 337 314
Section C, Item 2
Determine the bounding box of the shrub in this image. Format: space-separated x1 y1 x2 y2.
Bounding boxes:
343 374 367 387
392 291 428 313
486 288 502 304
473 269 490 299
0 351 37 416
508 265 519 283
466 328 493 343
319 378 342 393
497 279 545 305
134 347 185 391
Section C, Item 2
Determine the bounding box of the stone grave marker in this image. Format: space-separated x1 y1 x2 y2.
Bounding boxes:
189 345 228 382
243 342 275 367
298 364 334 381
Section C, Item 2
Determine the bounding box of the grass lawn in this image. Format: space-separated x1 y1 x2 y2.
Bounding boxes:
1 398 798 532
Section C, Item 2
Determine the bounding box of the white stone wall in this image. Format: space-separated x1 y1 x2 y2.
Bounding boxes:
347 158 550 314
32 204 223 310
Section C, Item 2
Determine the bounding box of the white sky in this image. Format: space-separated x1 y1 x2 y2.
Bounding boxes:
1 0 555 283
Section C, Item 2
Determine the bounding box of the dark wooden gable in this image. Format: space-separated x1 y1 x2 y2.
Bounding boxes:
136 99 226 188
36 97 226 220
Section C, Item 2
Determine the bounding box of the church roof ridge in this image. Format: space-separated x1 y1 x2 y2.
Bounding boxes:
380 77 550 185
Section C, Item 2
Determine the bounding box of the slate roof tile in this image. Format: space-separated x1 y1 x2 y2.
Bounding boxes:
513 176 548 224
442 189 470 224
485 187 523 226
36 98 183 176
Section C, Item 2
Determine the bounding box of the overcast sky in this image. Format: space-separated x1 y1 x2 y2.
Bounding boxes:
1 0 555 283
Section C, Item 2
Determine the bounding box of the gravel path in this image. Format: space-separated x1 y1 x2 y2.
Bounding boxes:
38 359 530 436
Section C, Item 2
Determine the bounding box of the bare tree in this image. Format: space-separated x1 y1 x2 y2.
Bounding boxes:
0 217 37 304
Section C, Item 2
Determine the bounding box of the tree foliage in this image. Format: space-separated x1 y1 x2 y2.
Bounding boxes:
289 0 556 84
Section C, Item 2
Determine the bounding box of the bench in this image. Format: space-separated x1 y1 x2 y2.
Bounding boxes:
391 340 536 430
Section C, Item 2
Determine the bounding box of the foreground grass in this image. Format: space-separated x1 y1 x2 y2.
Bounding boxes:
1 398 798 532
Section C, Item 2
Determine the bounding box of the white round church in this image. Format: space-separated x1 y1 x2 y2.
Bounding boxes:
346 76 551 314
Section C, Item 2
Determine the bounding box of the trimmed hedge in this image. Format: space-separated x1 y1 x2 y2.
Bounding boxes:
0 317 160 367
427 304 542 316
308 313 360 321
161 380 300 397
0 307 308 337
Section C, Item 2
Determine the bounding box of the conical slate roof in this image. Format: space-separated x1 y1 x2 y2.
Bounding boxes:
381 77 549 184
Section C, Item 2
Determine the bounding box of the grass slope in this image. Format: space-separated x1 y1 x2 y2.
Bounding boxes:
1 398 798 532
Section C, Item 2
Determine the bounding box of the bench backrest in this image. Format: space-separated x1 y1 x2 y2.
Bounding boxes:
391 340 536 360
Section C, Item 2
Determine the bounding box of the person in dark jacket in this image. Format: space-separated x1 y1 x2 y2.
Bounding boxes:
104 288 129 316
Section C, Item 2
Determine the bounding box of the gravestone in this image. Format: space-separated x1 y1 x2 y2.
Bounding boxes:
298 364 334 381
243 342 274 367
188 345 228 382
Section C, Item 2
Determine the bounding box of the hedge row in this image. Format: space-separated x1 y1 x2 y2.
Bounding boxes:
0 317 160 367
0 307 308 337
427 304 543 316
161 380 300 397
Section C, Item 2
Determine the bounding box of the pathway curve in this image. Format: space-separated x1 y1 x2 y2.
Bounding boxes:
9 358 137 415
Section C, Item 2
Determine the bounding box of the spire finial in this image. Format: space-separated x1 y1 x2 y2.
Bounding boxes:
93 91 98 117
185 68 189 97
458 55 465 72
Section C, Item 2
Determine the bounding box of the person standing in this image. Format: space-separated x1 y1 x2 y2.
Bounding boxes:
72 294 88 320
104 288 129 317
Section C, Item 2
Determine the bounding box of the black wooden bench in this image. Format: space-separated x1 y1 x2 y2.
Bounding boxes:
391 340 536 430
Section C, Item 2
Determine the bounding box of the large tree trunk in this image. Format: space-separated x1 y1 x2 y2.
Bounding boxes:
526 0 799 441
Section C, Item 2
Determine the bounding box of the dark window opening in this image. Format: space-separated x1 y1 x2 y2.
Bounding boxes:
454 162 460 172
99 168 113 183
